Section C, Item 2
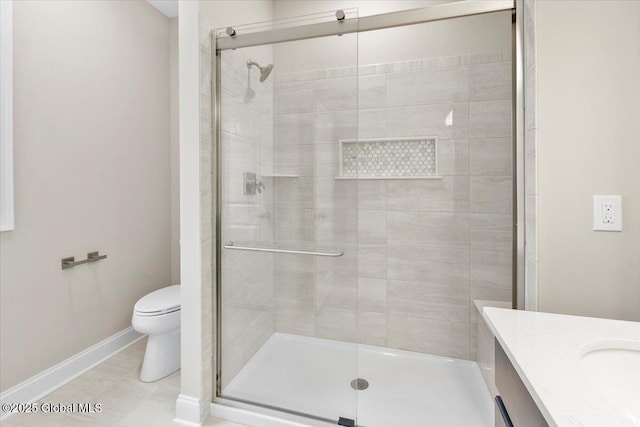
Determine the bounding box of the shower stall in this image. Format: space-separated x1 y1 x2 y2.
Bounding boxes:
213 1 523 425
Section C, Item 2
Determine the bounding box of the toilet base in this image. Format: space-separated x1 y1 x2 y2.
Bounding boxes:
140 328 181 382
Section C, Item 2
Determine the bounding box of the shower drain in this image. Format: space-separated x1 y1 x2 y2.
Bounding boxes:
350 378 369 390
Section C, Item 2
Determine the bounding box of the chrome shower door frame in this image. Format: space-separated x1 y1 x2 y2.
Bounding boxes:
213 0 525 424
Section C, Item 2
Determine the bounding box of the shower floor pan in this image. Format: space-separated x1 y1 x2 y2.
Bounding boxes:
222 333 493 427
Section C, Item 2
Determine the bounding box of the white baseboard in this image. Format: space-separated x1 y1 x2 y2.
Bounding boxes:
175 394 207 426
0 327 143 421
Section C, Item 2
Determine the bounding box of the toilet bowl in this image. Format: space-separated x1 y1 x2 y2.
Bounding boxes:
131 285 181 382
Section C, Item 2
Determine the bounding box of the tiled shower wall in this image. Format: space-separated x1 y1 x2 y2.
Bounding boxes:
524 0 538 311
199 26 214 407
272 51 513 360
219 49 276 388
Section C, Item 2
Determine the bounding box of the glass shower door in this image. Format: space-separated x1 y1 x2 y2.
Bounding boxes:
353 11 514 427
217 10 361 426
216 4 514 426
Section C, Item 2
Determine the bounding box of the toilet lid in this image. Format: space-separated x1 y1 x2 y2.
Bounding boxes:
134 285 181 315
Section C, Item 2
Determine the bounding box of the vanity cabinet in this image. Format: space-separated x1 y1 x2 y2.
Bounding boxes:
494 339 549 427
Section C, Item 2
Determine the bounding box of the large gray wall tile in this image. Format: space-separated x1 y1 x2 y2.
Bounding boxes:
275 81 314 114
358 277 387 313
437 139 469 176
315 77 357 112
274 176 314 209
317 110 357 143
387 211 469 249
358 312 387 347
387 245 469 284
316 209 358 243
316 244 358 277
470 287 512 303
358 108 387 139
275 251 315 273
315 273 357 310
469 62 512 101
275 270 314 303
275 300 314 336
221 132 258 176
453 103 470 139
470 138 512 176
388 314 470 359
470 176 513 213
358 180 387 210
274 143 315 176
387 177 470 212
470 250 512 290
469 100 511 138
388 280 469 323
314 143 340 177
315 307 357 342
358 210 387 244
275 113 316 145
387 104 455 139
222 308 274 388
315 178 358 210
359 74 386 109
221 91 260 140
358 244 387 279
387 67 468 106
274 208 315 241
470 213 512 252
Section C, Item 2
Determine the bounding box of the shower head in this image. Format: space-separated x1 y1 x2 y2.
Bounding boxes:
247 60 274 82
260 64 274 82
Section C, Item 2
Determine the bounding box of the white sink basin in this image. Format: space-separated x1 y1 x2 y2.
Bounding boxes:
580 340 640 423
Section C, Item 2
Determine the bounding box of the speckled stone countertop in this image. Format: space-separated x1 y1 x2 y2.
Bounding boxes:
484 308 640 427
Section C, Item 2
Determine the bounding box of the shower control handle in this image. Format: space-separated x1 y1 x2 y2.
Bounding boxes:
244 172 265 195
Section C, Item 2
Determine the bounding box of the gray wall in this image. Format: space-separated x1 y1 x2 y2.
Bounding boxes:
536 1 640 321
0 1 172 392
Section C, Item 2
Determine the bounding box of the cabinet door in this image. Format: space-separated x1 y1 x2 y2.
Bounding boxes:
495 339 549 427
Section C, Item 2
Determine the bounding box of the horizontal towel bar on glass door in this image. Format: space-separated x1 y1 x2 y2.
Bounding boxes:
223 242 344 257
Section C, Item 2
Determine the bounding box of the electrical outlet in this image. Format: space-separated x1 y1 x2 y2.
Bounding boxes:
602 202 614 223
594 195 622 231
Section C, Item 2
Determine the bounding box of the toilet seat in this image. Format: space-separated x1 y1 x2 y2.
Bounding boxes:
134 306 180 317
134 284 181 317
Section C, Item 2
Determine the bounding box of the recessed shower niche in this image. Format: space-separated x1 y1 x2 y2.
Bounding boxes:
339 137 439 179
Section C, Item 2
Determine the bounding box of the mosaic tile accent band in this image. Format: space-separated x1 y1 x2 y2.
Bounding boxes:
340 137 438 179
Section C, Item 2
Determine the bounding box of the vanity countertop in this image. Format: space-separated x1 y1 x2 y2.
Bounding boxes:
484 307 640 427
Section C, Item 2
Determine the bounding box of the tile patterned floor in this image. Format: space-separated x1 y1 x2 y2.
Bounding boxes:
3 337 247 427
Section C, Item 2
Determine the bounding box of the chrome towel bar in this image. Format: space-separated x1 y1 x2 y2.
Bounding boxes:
61 251 107 270
224 242 343 257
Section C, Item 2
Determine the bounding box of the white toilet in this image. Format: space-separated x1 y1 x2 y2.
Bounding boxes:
131 285 181 382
